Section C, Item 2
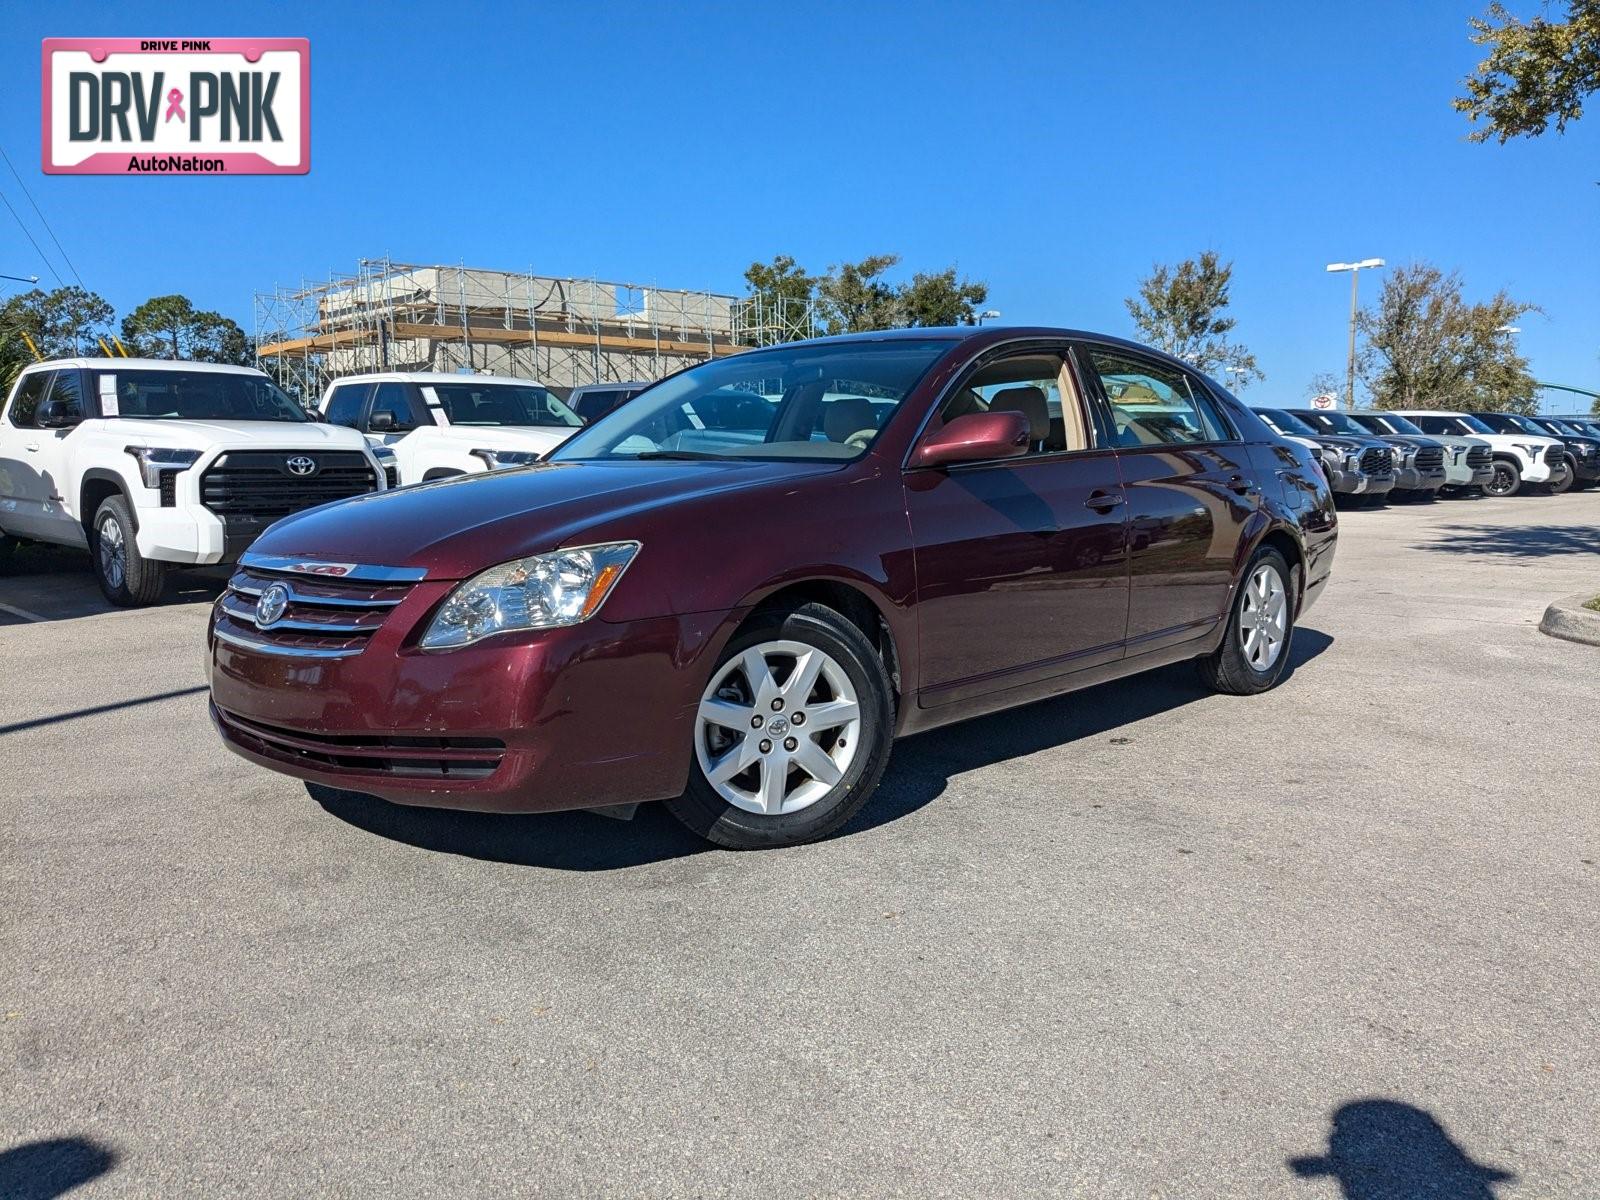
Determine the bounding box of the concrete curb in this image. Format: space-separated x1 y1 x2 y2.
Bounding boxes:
1539 593 1600 647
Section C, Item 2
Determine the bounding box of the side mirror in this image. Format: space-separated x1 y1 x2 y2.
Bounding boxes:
37 397 82 429
908 411 1030 469
367 411 396 432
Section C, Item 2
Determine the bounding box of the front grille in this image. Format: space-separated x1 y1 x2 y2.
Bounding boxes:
214 564 413 659
200 451 377 520
215 705 504 780
1360 448 1393 474
1414 446 1445 472
1466 446 1492 469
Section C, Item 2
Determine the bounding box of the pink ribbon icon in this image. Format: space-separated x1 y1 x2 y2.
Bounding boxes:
164 88 185 123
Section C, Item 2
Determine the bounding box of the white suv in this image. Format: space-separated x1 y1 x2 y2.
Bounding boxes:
0 359 389 605
1393 410 1562 497
319 372 583 486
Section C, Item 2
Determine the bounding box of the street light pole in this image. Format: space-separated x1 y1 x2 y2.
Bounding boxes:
1326 259 1384 409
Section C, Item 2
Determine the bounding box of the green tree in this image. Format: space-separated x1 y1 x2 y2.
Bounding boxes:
1456 1 1600 142
1125 251 1262 383
1 286 117 372
1360 262 1539 412
121 294 254 364
815 254 904 335
897 267 989 327
739 255 817 346
1305 371 1342 402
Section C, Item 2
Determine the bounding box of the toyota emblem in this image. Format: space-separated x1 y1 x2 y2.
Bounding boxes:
255 581 291 628
286 455 317 477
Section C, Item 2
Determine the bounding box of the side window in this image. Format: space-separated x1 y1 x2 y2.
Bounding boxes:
49 370 86 418
1083 348 1225 447
368 382 419 431
936 352 1091 455
6 372 53 428
323 383 370 428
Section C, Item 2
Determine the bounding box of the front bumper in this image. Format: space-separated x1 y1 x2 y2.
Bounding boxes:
1568 455 1600 482
1393 464 1447 492
1327 466 1394 496
209 591 730 813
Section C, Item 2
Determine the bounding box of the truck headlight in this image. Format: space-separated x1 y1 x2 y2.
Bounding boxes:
420 541 640 649
471 448 542 470
1344 453 1361 469
1512 442 1541 457
124 445 202 489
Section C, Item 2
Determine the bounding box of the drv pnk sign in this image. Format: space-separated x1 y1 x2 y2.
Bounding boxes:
42 38 309 175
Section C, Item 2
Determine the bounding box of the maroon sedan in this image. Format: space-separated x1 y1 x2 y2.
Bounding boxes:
210 329 1336 849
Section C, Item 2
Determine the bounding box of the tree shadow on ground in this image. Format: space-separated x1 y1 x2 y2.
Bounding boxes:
1289 1099 1514 1199
0 1137 117 1200
313 628 1332 870
1409 523 1600 557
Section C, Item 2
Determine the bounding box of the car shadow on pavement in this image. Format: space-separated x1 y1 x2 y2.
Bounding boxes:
0 1136 118 1200
1409 522 1600 557
312 628 1332 867
1288 1098 1514 1199
0 544 225 624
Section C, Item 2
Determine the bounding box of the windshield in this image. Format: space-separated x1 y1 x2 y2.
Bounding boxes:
551 339 951 462
1296 409 1365 436
1255 408 1317 437
426 382 581 428
1353 412 1425 436
1504 414 1552 437
1453 414 1495 434
94 368 308 422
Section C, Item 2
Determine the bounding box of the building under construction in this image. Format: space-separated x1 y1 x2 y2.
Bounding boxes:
254 258 818 400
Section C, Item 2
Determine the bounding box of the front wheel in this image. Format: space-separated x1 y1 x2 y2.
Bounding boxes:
665 603 894 849
1543 462 1574 495
1483 459 1521 498
91 495 168 606
1198 548 1296 696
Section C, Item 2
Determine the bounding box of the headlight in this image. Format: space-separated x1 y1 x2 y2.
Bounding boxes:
1344 452 1361 469
1512 442 1541 457
420 541 640 649
124 445 201 489
471 448 541 470
1390 444 1413 463
370 445 397 462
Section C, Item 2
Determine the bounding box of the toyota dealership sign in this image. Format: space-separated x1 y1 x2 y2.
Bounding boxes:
42 38 309 175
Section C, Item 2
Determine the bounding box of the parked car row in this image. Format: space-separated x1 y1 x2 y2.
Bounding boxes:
1251 405 1600 505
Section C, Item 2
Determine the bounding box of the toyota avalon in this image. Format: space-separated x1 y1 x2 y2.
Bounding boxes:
209 329 1337 849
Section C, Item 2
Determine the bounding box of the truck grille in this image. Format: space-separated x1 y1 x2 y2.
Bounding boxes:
1466 446 1492 469
1414 446 1445 472
200 451 377 520
213 705 505 780
1360 448 1393 474
213 564 413 659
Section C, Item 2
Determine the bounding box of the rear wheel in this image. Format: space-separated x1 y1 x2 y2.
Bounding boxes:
1198 548 1295 696
91 495 168 606
1484 459 1521 498
665 603 894 849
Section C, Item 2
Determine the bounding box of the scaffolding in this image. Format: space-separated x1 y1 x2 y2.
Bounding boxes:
253 258 818 401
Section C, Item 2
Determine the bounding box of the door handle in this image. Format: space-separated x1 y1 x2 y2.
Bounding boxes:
1084 490 1125 511
1227 475 1258 496
24 442 41 452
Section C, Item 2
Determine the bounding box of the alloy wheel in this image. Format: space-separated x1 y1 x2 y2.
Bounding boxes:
1486 464 1516 497
694 639 862 816
97 515 127 590
1238 563 1287 672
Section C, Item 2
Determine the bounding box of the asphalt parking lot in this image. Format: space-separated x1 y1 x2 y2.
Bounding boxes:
3 491 1598 1199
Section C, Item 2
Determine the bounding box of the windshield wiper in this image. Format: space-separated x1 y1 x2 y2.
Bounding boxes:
630 450 733 460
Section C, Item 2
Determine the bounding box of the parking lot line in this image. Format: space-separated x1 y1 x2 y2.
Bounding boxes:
0 599 49 623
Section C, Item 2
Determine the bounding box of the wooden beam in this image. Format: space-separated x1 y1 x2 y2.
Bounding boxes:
257 322 749 359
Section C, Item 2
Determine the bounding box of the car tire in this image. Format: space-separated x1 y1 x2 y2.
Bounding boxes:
91 494 167 606
665 602 895 849
1543 463 1574 494
1484 458 1521 498
1197 547 1295 697
0 532 16 573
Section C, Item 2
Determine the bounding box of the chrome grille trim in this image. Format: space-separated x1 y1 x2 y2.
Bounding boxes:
213 626 366 659
240 551 427 582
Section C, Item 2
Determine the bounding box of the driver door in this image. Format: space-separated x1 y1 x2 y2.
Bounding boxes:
905 347 1131 707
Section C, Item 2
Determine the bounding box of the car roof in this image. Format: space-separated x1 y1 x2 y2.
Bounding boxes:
21 357 267 376
569 381 649 392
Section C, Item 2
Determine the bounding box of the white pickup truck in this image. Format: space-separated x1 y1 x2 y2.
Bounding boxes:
318 372 584 485
0 358 391 605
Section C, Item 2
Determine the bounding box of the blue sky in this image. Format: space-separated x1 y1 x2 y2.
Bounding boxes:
5 1 1596 401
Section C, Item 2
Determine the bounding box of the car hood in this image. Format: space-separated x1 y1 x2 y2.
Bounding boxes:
1309 434 1377 456
421 423 576 453
99 417 369 452
250 457 846 580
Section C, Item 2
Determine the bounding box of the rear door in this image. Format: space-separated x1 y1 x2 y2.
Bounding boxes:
905 344 1131 707
1076 344 1259 655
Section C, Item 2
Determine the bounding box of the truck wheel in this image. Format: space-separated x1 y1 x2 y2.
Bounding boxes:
1484 459 1521 498
1543 463 1573 494
91 495 168 606
1198 547 1296 696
